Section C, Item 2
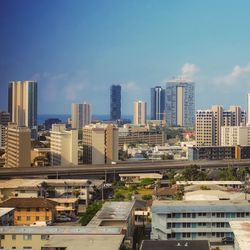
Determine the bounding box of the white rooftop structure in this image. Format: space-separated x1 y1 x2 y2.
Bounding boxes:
230 221 250 250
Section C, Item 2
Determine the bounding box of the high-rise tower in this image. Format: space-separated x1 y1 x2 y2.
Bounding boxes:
8 81 37 128
165 78 195 127
133 100 147 125
110 85 121 121
71 103 91 129
151 86 165 120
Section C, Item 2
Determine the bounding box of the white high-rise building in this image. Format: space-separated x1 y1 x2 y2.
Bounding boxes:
133 101 147 125
50 124 78 166
247 93 250 125
71 103 91 129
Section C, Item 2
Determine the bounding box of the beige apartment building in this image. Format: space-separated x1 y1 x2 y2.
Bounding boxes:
50 124 78 166
196 105 246 146
83 124 118 164
133 101 147 125
5 123 31 168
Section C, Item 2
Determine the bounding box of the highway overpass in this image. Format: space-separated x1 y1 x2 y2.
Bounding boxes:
0 159 249 179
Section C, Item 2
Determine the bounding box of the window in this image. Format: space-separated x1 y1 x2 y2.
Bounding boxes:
36 208 40 212
167 214 172 218
12 247 16 249
23 247 32 249
12 234 16 240
0 235 5 240
17 208 21 212
41 235 49 240
17 216 21 221
26 216 30 221
23 235 32 240
36 216 40 221
26 208 30 212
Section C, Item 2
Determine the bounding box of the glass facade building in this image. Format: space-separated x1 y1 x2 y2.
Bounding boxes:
110 85 121 121
165 79 195 127
151 86 165 120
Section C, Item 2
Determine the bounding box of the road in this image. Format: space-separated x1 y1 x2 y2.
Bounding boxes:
0 159 249 179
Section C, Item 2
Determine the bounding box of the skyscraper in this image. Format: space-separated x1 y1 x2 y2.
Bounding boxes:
247 93 250 125
165 78 195 127
110 85 121 121
71 103 91 129
151 86 165 120
133 101 147 125
8 81 37 128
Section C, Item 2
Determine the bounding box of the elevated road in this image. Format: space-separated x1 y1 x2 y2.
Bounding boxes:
0 159 250 179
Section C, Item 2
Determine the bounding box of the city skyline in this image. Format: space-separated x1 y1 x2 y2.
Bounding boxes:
1 1 250 115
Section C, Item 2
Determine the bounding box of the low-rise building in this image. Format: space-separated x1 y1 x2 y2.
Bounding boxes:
176 181 244 189
48 198 78 216
188 145 250 160
0 226 124 250
0 198 57 225
0 207 14 226
151 200 250 242
88 201 135 244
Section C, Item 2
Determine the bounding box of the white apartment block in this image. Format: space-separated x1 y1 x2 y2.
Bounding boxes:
196 105 246 146
50 124 78 166
151 200 250 242
221 126 250 146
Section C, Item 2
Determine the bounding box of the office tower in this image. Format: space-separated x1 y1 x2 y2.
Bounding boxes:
0 112 10 147
50 124 78 166
151 86 165 120
133 101 147 125
110 85 121 121
165 78 195 127
71 103 91 129
5 123 31 168
196 105 246 146
83 124 118 164
8 81 37 128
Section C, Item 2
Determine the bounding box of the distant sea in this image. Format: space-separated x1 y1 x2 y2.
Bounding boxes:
38 114 133 125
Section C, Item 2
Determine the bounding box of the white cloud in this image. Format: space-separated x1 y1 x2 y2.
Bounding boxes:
215 63 250 85
181 63 199 80
121 81 139 92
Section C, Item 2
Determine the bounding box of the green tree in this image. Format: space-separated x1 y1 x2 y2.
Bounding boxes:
80 202 103 226
142 194 152 200
140 178 155 187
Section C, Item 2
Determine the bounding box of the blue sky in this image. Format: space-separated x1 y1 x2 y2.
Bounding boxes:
1 0 250 115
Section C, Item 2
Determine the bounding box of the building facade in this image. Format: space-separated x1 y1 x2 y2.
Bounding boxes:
0 198 56 226
8 81 37 129
71 103 91 129
83 124 118 164
165 79 195 127
5 123 31 168
110 85 121 121
151 86 165 120
196 105 246 146
50 124 78 166
133 101 147 125
151 200 250 242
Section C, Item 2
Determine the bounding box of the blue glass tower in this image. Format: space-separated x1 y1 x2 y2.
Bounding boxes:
110 85 121 121
151 86 165 120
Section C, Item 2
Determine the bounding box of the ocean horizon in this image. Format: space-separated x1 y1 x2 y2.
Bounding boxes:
38 114 133 125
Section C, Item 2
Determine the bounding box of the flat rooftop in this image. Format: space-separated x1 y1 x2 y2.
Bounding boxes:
177 181 243 185
88 201 135 227
229 221 250 250
44 234 124 250
0 226 122 235
152 200 250 213
140 240 209 250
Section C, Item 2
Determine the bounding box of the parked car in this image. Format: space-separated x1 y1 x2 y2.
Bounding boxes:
56 215 71 222
222 237 234 244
